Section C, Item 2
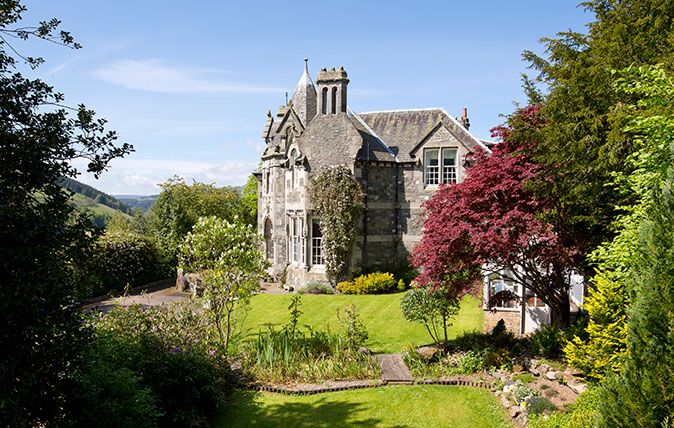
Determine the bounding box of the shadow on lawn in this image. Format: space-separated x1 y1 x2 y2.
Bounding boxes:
223 390 410 428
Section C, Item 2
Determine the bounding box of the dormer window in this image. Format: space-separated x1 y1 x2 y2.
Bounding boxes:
424 147 458 186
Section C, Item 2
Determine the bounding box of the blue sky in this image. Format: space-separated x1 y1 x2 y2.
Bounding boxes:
21 1 592 195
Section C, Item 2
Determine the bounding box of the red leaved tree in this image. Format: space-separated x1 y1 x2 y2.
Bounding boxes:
412 106 579 327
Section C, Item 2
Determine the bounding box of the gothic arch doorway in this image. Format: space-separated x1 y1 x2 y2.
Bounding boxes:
264 217 274 261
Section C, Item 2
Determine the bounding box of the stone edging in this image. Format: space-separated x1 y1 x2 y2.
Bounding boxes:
247 377 493 395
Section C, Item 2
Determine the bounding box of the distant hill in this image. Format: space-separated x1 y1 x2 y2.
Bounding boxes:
59 177 133 215
114 195 159 213
59 177 132 228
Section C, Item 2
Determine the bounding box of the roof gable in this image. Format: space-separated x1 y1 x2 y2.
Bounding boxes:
358 108 490 162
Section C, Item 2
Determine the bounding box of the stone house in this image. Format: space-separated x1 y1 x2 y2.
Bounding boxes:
255 60 585 335
256 60 491 290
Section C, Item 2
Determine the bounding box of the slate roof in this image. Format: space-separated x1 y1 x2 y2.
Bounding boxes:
358 108 490 162
348 110 397 162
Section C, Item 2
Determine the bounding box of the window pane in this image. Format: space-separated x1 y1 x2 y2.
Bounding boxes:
424 149 439 185
442 148 457 184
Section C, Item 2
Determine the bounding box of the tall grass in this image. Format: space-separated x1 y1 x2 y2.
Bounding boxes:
243 324 380 383
242 300 380 383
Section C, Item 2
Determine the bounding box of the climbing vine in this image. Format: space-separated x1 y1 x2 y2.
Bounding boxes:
309 166 365 283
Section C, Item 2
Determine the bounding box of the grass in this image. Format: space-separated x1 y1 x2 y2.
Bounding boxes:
240 293 483 354
70 193 128 217
218 385 513 428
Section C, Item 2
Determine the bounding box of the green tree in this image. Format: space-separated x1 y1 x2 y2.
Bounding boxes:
565 65 674 379
0 2 132 425
400 287 460 346
149 177 242 261
524 0 674 258
240 173 258 227
598 176 674 427
179 216 267 351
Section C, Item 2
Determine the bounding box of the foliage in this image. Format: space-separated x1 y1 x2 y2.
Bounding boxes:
597 176 674 427
400 287 460 345
297 281 334 294
457 350 486 374
336 272 399 294
86 230 170 296
242 303 378 383
522 0 674 273
530 325 565 359
72 303 232 427
512 383 540 405
240 173 258 227
566 65 674 379
308 166 364 282
150 177 247 261
526 396 557 416
412 106 579 326
0 2 132 425
336 304 369 349
180 216 267 351
512 373 536 384
528 388 601 428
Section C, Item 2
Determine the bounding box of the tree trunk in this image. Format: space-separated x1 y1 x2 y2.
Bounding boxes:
549 290 571 328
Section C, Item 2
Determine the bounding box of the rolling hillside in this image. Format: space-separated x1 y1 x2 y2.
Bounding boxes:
60 178 132 228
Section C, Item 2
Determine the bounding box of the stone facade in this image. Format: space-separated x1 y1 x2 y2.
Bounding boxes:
256 60 491 290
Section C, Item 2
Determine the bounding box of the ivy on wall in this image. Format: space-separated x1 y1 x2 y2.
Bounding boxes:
309 166 364 283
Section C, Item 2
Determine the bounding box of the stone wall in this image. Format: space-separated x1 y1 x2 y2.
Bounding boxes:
484 309 522 336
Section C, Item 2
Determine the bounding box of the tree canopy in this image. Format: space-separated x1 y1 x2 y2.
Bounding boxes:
0 1 132 424
412 106 580 326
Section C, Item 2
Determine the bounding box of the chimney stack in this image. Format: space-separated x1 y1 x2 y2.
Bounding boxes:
459 107 470 130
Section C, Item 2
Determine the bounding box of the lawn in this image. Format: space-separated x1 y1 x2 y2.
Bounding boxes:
240 293 483 353
218 385 513 428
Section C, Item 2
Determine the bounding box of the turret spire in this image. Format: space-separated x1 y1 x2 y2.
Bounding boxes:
291 58 317 125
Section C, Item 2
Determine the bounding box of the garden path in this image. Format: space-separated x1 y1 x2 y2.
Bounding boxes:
376 353 414 384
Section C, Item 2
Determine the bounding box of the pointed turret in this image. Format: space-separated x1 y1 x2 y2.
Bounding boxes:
290 58 317 126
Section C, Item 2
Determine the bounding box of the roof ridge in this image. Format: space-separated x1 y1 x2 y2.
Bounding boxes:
357 107 443 115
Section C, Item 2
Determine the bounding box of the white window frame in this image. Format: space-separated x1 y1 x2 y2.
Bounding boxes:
311 219 324 266
488 271 520 310
424 147 458 186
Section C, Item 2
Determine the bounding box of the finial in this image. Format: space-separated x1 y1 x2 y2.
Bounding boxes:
304 58 309 73
285 92 288 104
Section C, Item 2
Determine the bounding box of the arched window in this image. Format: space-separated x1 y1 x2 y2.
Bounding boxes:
331 87 337 114
264 218 274 261
321 87 328 114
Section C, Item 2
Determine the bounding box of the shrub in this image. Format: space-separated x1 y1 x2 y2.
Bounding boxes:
336 280 356 294
512 383 540 405
299 282 334 294
336 304 368 349
242 303 378 383
530 324 565 358
528 388 600 428
74 303 232 427
89 230 170 296
512 373 536 384
526 396 557 416
457 350 485 374
337 272 398 294
401 287 460 345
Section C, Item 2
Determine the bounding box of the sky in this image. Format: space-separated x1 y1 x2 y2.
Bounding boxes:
19 1 593 195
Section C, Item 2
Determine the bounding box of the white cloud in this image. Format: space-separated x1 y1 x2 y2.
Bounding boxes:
72 157 258 195
92 58 279 95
